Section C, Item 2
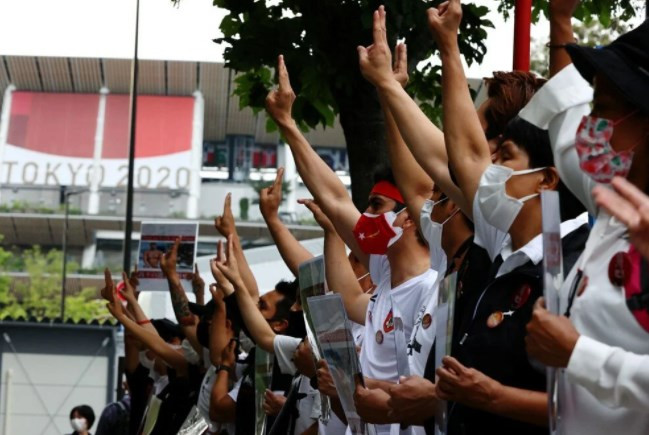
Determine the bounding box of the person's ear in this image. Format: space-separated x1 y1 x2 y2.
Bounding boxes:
539 167 560 192
270 319 289 333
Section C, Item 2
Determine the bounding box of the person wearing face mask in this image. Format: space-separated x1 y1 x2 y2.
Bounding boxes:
68 405 95 435
427 1 589 433
212 236 321 435
265 55 434 435
520 2 649 434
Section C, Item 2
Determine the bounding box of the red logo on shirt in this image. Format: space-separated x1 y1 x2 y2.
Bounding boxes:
383 309 394 333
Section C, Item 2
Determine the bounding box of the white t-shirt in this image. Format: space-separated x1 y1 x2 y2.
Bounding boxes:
273 335 320 435
360 255 436 435
360 255 436 382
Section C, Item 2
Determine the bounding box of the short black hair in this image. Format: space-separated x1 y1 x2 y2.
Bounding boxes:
70 405 95 428
273 280 297 321
372 166 405 212
502 117 585 221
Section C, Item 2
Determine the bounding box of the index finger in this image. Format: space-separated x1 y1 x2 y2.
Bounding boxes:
217 240 225 263
278 55 291 90
172 238 180 252
194 263 199 274
104 268 113 287
371 9 384 45
224 193 232 213
274 167 285 189
533 297 546 311
611 176 649 210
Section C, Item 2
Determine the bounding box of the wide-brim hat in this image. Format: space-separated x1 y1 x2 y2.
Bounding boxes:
566 20 649 114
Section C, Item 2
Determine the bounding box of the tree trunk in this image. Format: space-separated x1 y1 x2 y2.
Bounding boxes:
335 80 388 211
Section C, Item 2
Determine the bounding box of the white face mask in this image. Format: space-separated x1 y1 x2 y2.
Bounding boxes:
181 338 201 365
70 418 87 432
476 164 545 233
420 198 459 273
138 350 154 370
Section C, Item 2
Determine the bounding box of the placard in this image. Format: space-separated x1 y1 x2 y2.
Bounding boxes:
136 222 198 293
434 272 457 435
255 348 274 435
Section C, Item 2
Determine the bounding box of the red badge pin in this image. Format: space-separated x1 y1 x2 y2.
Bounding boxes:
577 275 589 297
422 313 432 330
608 252 631 287
512 284 532 309
375 330 384 344
383 310 394 333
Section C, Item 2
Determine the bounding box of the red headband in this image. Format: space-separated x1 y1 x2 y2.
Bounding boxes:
370 181 404 205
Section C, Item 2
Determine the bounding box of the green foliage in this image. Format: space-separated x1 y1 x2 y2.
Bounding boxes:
0 244 110 322
0 200 81 215
497 0 641 26
212 0 493 129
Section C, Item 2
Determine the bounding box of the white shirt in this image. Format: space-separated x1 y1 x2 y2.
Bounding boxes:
473 191 588 275
273 335 320 434
520 64 649 435
360 255 436 435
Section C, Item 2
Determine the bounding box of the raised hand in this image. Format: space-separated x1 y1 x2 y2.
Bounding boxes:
214 193 235 238
100 268 115 303
214 236 243 289
549 0 580 21
292 339 317 378
260 167 285 219
160 238 180 279
316 359 338 398
221 338 237 367
106 288 126 321
208 283 225 304
120 271 138 303
393 43 409 89
357 5 395 88
210 240 236 296
129 264 140 289
427 0 462 52
593 176 649 261
191 264 205 294
298 198 335 233
265 55 296 128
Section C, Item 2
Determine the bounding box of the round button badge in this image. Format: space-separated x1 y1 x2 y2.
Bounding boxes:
486 311 504 328
375 330 383 344
422 313 432 330
608 252 631 287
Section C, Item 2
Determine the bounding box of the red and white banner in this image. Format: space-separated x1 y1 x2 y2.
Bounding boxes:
2 91 195 189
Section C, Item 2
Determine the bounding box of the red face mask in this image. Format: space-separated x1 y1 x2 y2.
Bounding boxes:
353 210 405 255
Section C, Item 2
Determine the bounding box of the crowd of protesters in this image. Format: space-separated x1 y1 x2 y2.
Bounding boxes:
93 0 649 433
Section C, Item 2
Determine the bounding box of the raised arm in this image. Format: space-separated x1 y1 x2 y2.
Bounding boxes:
214 193 260 301
105 280 188 375
428 0 491 207
265 55 366 267
260 167 314 277
210 340 237 423
159 239 201 354
191 264 206 306
358 6 469 215
381 43 434 222
548 0 578 77
208 283 230 366
214 237 277 353
300 199 370 325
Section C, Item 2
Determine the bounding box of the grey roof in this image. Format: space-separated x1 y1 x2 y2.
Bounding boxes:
0 55 346 147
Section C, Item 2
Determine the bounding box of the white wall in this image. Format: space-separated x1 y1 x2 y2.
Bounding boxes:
0 353 108 435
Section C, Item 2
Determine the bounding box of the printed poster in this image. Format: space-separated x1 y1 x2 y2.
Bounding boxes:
136 222 198 292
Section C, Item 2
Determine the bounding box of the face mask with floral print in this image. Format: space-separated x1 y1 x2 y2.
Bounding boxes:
575 110 639 183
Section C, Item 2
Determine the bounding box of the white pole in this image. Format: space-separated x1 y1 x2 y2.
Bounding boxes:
88 87 109 215
0 84 16 203
187 90 204 219
3 368 13 435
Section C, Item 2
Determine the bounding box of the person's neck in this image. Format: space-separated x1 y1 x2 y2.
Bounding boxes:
509 201 542 252
387 234 430 288
442 222 473 262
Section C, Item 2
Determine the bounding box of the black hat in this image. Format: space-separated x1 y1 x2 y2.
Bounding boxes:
188 300 215 319
566 21 649 114
151 318 184 342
